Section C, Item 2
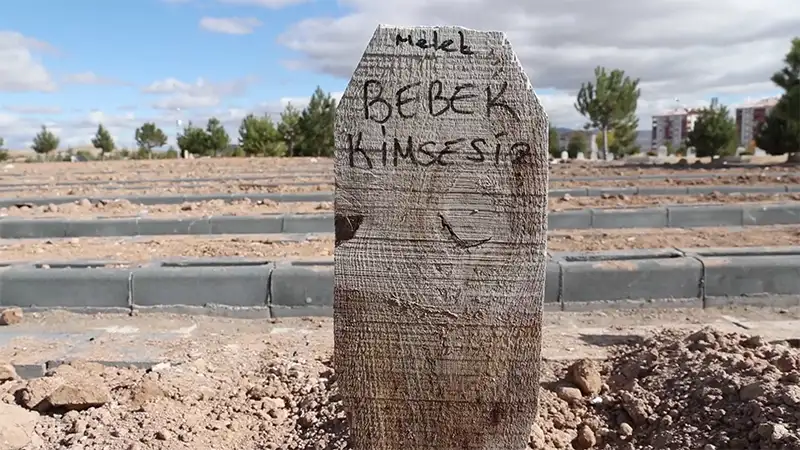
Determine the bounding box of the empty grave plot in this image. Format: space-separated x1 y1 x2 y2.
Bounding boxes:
551 174 800 189
3 226 795 262
550 192 800 210
0 235 334 262
548 226 800 252
549 163 800 178
3 192 799 219
1 199 331 219
0 157 332 182
0 179 333 197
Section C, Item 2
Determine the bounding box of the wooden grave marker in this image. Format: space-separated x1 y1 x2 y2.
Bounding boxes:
334 25 550 449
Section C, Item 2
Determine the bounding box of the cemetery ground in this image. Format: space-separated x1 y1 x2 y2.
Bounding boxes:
4 307 800 449
1 157 800 448
1 226 800 261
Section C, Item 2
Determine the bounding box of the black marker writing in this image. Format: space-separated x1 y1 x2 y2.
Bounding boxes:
362 80 518 123
345 132 531 169
395 30 473 55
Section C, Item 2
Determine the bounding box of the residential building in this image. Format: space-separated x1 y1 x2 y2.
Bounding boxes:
651 107 701 150
734 97 779 147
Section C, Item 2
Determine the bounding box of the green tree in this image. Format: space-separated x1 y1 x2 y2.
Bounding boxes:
91 124 115 159
756 98 800 156
771 38 800 91
685 104 737 158
177 122 211 156
575 66 641 160
205 117 230 157
756 38 800 158
238 114 284 156
296 86 336 157
278 103 302 156
165 147 179 159
566 132 588 158
134 122 168 157
31 125 60 156
0 136 7 161
548 126 561 158
609 115 640 156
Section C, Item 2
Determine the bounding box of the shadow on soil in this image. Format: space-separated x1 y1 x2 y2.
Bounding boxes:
578 333 646 347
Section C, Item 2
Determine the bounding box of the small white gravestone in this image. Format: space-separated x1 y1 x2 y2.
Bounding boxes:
576 152 586 160
657 145 668 158
560 150 569 161
605 153 615 161
686 147 696 158
334 25 548 449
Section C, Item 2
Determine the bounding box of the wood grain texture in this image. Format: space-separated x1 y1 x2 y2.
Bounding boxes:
334 25 549 450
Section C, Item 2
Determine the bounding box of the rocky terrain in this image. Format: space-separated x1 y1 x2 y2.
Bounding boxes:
2 327 800 449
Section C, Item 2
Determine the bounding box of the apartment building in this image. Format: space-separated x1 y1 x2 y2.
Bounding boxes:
651 107 701 150
734 97 779 146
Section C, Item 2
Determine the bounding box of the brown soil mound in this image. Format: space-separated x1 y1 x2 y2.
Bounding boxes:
285 328 800 449
2 328 800 449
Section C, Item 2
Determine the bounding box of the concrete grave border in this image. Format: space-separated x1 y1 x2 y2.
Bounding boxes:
1 202 799 238
1 247 799 316
0 171 331 187
0 192 333 208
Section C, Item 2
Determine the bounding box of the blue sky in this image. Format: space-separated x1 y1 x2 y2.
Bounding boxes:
0 0 350 148
1 0 345 109
0 0 792 149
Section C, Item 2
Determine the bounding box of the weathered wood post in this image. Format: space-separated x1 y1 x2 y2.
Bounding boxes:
334 25 549 449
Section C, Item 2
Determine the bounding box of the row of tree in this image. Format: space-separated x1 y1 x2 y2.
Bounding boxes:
0 87 337 160
553 37 800 160
3 40 799 161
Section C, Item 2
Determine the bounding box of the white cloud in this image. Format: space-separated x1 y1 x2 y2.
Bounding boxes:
141 76 257 110
0 89 333 150
199 17 262 35
62 71 126 85
0 110 146 150
0 31 57 92
215 0 310 9
2 105 62 114
277 0 800 127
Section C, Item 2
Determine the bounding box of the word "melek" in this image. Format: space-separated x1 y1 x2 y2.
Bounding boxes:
394 30 474 55
362 79 520 123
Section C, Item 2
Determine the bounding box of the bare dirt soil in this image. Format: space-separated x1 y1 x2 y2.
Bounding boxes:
1 157 798 187
2 199 332 219
550 192 800 211
551 174 800 189
0 235 334 263
3 193 800 219
547 227 800 252
3 308 800 449
4 174 796 197
0 158 330 182
2 227 799 261
4 182 333 198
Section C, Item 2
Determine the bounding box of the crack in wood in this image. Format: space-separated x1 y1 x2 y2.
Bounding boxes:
438 213 492 249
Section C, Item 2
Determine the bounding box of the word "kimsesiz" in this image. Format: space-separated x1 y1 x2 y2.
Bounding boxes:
345 129 531 169
394 30 473 55
362 79 520 123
